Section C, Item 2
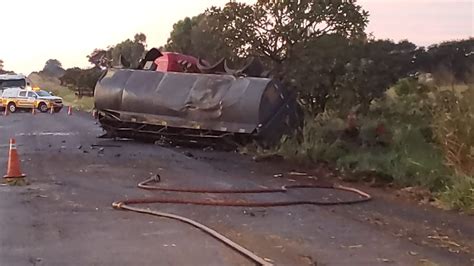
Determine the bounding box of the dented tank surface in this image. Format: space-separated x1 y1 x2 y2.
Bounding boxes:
94 68 300 144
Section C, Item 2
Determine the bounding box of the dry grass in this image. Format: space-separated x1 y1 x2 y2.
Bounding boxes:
28 73 94 111
432 87 474 212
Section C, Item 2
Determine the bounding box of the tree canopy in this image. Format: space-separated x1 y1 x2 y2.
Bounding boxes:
41 59 65 78
88 33 148 68
205 0 368 63
164 14 234 63
417 39 474 85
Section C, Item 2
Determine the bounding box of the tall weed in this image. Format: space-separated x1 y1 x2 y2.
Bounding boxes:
276 77 473 211
432 87 474 211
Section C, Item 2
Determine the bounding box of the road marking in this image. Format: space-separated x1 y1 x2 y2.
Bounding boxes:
16 132 78 137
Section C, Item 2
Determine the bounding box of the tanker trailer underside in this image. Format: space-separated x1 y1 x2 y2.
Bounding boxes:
94 69 300 147
97 109 252 147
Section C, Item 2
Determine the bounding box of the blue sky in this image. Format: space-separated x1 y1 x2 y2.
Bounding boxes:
0 0 472 74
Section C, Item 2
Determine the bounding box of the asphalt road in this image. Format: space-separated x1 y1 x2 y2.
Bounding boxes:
0 111 472 266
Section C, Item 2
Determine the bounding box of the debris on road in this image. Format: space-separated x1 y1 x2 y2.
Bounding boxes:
91 144 122 148
183 151 194 158
288 171 308 176
377 258 395 263
243 209 266 217
252 154 284 162
202 146 214 152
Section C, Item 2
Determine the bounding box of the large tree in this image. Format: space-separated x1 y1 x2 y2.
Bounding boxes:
206 0 368 64
204 0 369 112
164 14 234 63
41 59 65 78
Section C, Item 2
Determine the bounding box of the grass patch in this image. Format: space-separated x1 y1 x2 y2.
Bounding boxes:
440 175 474 213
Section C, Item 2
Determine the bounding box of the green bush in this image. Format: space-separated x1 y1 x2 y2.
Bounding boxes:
276 78 473 212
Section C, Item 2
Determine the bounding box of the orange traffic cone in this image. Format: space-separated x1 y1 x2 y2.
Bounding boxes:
3 138 26 179
4 107 8 116
67 106 72 115
50 106 54 114
32 107 36 115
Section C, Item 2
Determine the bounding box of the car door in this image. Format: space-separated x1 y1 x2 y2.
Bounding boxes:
16 91 29 107
26 91 37 108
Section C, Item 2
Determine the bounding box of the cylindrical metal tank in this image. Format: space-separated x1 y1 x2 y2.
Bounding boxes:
94 68 299 143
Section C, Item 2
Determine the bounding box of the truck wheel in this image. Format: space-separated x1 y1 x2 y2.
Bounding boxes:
7 103 16 113
38 102 48 113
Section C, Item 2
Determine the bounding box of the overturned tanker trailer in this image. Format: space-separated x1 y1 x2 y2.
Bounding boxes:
94 49 301 146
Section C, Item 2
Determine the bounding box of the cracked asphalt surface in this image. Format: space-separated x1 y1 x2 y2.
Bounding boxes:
0 111 473 266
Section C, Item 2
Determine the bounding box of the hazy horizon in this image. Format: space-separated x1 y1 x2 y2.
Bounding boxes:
0 0 472 75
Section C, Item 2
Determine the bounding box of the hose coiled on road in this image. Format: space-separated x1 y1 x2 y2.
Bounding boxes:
113 174 372 266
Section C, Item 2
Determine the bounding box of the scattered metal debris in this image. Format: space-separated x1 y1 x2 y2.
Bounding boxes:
183 151 194 158
252 154 284 162
288 171 307 176
91 144 122 148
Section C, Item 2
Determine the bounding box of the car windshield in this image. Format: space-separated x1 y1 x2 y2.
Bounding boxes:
0 79 26 89
36 90 51 97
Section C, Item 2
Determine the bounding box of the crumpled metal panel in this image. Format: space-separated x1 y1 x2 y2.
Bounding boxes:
94 69 284 134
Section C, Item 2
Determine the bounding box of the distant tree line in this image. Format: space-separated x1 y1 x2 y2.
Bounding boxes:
41 33 148 96
0 59 15 75
87 33 147 69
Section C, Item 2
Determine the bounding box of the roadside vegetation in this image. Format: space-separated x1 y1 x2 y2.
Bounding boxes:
276 78 473 212
159 0 473 212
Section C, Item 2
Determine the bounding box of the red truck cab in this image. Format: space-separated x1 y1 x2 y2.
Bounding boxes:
154 52 200 73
